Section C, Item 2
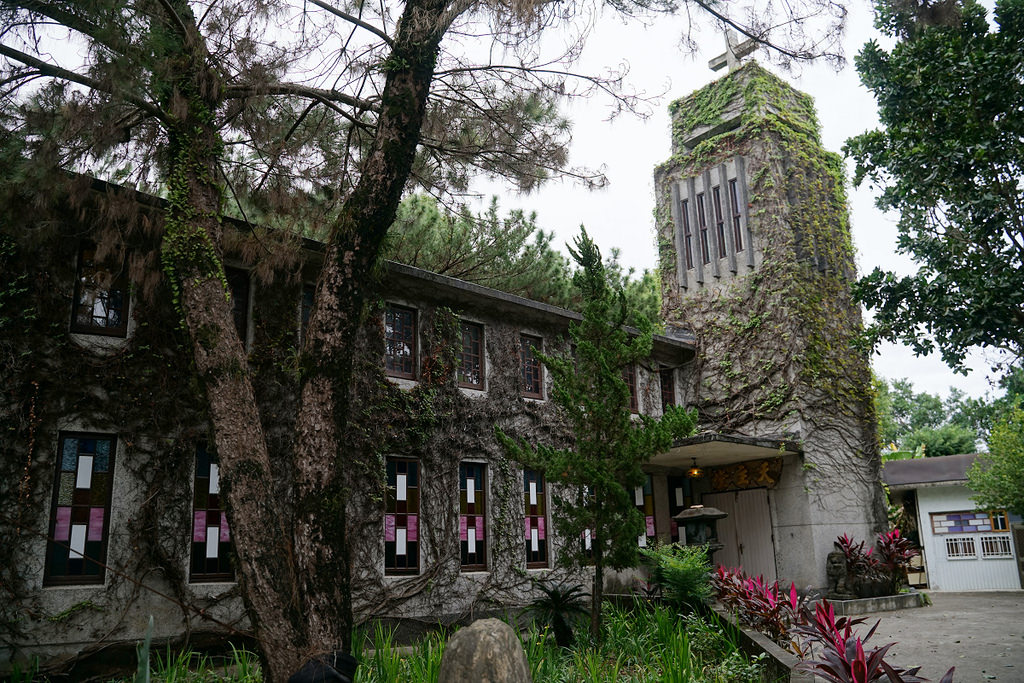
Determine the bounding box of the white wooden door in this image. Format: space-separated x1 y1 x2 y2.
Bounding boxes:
703 488 777 581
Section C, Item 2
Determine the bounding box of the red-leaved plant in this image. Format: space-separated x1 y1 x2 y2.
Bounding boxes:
711 566 807 645
876 529 919 595
793 601 954 683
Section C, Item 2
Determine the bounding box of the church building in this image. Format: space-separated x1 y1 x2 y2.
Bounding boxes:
0 59 885 673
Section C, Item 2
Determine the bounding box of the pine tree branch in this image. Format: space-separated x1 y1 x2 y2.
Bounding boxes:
0 42 168 123
223 81 378 113
307 0 394 47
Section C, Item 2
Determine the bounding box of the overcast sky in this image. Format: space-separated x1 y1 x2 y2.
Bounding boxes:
472 0 1004 401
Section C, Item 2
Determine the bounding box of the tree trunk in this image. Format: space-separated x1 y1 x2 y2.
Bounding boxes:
289 0 458 664
154 6 308 678
591 529 604 641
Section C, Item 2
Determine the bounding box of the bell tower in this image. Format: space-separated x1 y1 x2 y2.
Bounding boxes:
654 61 886 586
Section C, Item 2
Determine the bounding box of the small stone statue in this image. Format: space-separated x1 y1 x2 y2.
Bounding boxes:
825 550 855 600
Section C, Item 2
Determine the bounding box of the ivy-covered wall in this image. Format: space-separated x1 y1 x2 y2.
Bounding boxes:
0 190 684 671
654 63 887 587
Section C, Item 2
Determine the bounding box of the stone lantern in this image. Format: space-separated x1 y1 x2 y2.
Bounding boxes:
673 504 728 562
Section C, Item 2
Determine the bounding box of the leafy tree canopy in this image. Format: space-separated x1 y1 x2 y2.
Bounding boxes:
497 227 696 639
847 0 1024 371
385 194 662 327
969 404 1024 516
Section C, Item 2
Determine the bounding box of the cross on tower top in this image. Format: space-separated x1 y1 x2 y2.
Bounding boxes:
708 29 758 73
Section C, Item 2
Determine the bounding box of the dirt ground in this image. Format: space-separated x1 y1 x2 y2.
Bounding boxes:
856 591 1024 682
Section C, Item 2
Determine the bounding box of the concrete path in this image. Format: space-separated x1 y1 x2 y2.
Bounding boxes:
856 591 1024 682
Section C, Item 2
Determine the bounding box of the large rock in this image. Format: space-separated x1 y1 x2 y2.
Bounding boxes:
439 618 532 683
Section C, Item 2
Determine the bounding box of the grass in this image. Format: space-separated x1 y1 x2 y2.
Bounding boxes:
67 600 766 682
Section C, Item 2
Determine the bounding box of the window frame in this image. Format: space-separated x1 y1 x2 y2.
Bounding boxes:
680 198 694 270
384 304 418 380
460 462 488 571
696 192 710 265
44 431 117 587
385 457 420 575
524 469 549 569
729 178 744 252
980 534 1013 559
70 242 129 338
190 442 235 583
520 334 544 399
458 320 485 390
712 186 727 259
659 368 676 413
944 536 977 560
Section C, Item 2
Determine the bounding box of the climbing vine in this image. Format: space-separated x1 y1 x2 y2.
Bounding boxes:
655 62 884 522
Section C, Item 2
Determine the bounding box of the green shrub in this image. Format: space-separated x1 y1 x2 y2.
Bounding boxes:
641 543 714 612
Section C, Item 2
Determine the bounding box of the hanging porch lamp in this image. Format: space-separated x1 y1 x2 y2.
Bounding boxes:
686 457 703 479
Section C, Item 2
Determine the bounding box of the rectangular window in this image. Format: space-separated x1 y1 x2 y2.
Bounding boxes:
225 267 250 341
520 335 543 398
460 463 487 570
458 322 484 389
385 458 419 574
299 283 315 344
712 186 726 258
680 199 694 270
45 432 116 585
729 179 744 252
931 510 998 534
71 242 128 337
385 305 417 379
659 368 676 413
623 365 638 414
190 443 234 582
666 475 692 543
696 193 710 265
991 510 1010 531
524 470 548 568
981 535 1013 558
945 536 977 560
634 475 656 547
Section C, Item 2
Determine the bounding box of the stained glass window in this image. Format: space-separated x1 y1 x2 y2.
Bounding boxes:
458 322 484 389
520 335 543 398
634 475 656 547
71 243 128 337
524 470 548 568
385 305 417 379
191 443 234 582
460 462 487 570
666 475 692 543
385 458 419 574
45 433 116 585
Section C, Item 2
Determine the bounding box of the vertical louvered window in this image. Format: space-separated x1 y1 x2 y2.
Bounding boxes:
696 193 710 264
659 368 675 412
623 365 638 414
680 199 694 269
712 186 726 258
729 179 744 252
